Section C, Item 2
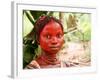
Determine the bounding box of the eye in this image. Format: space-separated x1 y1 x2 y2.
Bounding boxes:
45 35 51 39
56 34 62 38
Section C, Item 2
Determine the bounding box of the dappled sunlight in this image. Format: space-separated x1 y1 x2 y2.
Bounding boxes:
58 41 91 67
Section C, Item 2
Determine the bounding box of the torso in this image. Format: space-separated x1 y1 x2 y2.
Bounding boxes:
36 56 61 68
26 56 79 69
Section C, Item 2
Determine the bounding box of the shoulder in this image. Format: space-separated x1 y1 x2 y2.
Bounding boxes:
25 60 40 69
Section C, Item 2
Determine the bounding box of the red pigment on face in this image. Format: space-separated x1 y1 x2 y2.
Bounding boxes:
39 20 64 55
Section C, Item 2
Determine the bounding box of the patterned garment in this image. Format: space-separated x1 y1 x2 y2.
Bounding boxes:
25 59 79 69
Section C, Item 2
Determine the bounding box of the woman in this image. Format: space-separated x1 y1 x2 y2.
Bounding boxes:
26 15 76 69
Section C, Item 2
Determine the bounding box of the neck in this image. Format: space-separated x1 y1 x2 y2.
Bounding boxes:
41 51 59 65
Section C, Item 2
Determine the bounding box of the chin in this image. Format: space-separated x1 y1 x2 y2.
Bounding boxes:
49 50 59 54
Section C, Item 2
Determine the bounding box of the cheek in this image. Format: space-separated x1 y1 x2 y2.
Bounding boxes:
39 37 50 51
59 38 64 47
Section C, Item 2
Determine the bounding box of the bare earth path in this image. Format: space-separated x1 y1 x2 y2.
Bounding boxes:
58 41 91 67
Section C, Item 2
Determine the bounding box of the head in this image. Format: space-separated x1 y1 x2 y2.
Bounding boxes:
34 15 64 54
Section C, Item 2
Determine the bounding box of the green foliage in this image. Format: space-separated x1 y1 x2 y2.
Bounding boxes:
64 13 91 41
30 11 47 20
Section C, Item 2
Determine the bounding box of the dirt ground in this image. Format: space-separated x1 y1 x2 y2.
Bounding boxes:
58 41 91 67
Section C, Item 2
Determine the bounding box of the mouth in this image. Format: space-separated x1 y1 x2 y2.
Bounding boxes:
50 46 60 51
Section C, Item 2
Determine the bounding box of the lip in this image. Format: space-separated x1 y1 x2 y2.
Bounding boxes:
50 46 60 50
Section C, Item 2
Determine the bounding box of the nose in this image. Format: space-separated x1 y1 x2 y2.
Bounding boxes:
51 37 58 45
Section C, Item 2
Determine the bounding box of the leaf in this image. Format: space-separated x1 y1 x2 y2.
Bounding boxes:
24 10 35 25
30 11 47 20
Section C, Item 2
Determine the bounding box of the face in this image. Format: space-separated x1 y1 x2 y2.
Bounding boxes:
39 21 64 54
